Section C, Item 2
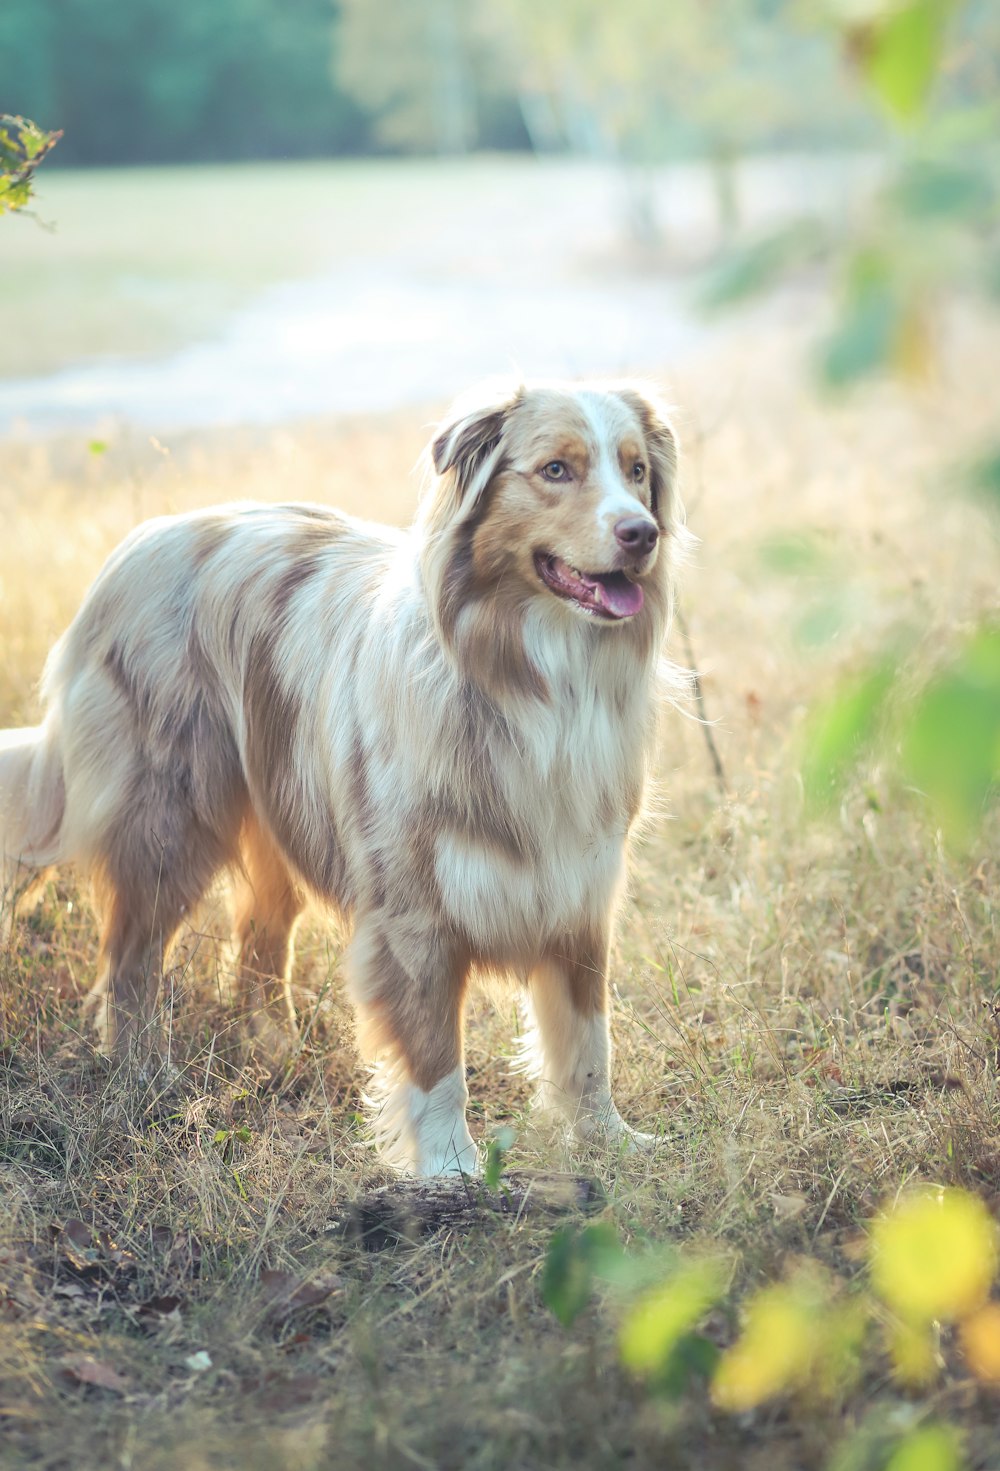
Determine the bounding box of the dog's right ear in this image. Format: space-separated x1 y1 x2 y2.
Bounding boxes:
430 383 522 521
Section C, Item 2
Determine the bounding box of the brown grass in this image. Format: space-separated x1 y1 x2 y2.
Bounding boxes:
2 316 999 1471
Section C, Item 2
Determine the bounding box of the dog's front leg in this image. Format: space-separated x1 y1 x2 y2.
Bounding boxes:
346 913 478 1176
527 929 649 1148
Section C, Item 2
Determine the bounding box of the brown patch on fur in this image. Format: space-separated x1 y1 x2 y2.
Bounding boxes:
346 731 388 908
543 926 611 1018
232 812 305 1055
432 404 511 502
360 928 470 1091
268 517 346 618
190 516 235 570
613 388 678 528
88 696 247 1058
243 628 346 898
455 598 547 704
104 641 152 728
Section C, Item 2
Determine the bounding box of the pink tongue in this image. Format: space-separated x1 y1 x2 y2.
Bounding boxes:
594 573 644 618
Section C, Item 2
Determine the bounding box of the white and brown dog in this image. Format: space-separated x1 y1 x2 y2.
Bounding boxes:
0 380 682 1175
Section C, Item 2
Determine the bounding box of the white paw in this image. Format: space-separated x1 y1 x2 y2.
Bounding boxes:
573 1103 659 1155
417 1140 482 1177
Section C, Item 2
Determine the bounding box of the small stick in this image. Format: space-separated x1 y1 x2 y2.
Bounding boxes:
674 600 728 798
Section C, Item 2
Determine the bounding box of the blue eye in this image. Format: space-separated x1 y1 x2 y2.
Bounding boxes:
541 461 570 483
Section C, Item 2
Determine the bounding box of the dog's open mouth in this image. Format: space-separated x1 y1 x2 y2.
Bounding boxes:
534 553 644 620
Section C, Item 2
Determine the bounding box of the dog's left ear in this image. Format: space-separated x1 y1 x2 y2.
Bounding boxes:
615 386 679 531
430 383 522 521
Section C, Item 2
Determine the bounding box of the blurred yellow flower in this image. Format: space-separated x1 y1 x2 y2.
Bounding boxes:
886 1317 940 1387
959 1302 1000 1384
710 1271 847 1411
870 1188 998 1323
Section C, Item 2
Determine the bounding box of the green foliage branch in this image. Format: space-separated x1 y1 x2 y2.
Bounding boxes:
0 114 60 214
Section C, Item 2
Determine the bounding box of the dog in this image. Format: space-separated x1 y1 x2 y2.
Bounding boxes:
0 379 681 1175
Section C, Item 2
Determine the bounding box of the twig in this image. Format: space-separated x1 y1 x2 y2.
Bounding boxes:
674 599 728 798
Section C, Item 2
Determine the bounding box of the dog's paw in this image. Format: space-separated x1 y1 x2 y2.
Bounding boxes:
416 1141 482 1178
573 1107 659 1157
616 1123 657 1154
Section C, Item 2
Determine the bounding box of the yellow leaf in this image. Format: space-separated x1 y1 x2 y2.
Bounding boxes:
870 1187 998 1323
883 1423 963 1471
619 1259 725 1375
959 1302 1000 1383
888 1317 941 1387
711 1278 821 1411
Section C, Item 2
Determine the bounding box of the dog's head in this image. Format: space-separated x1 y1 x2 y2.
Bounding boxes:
420 380 680 693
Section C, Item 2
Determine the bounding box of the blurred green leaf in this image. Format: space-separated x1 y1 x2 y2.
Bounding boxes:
821 265 898 386
967 447 1000 517
801 660 895 809
891 157 994 220
852 0 954 125
795 594 852 648
482 1126 515 1191
88 440 109 457
698 219 826 310
900 624 1000 846
757 532 832 577
541 1222 624 1327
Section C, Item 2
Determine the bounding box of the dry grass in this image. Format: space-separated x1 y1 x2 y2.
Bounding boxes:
2 316 1000 1471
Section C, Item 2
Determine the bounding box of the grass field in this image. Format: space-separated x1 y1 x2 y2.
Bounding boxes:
2 309 1000 1471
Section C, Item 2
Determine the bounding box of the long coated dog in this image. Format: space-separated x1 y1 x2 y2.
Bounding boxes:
0 380 682 1174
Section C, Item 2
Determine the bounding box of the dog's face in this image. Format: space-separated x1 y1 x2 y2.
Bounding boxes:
427 382 678 631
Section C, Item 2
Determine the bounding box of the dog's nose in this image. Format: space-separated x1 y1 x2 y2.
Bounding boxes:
614 516 659 556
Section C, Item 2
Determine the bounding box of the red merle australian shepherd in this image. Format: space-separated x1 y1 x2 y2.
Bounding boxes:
0 380 684 1175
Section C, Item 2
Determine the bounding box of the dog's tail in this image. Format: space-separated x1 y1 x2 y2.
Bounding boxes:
0 718 67 887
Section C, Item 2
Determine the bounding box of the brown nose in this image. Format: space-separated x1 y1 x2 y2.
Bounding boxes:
614 516 659 556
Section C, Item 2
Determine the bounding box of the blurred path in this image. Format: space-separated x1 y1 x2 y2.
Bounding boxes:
0 154 864 434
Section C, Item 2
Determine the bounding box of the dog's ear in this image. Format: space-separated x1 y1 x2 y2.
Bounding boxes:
614 385 679 531
430 383 522 521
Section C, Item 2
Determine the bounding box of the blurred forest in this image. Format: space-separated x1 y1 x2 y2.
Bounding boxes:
2 0 993 169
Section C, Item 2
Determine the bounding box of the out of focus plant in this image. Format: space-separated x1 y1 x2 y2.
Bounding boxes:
702 1 998 388
706 1 1000 844
0 114 60 214
542 1185 1000 1468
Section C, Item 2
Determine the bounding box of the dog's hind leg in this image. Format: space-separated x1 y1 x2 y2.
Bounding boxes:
345 912 477 1176
231 813 305 1069
526 927 649 1148
86 862 202 1074
84 779 241 1074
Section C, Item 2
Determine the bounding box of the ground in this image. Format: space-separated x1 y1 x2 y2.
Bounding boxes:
2 186 1000 1470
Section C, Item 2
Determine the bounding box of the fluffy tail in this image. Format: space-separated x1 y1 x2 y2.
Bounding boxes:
0 719 67 881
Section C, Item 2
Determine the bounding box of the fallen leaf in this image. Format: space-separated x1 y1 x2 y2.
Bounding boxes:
58 1355 128 1393
259 1269 341 1321
137 1294 183 1325
771 1193 808 1222
242 1371 323 1413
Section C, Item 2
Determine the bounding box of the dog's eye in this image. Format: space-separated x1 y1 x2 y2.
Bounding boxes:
632 462 646 483
540 460 570 483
